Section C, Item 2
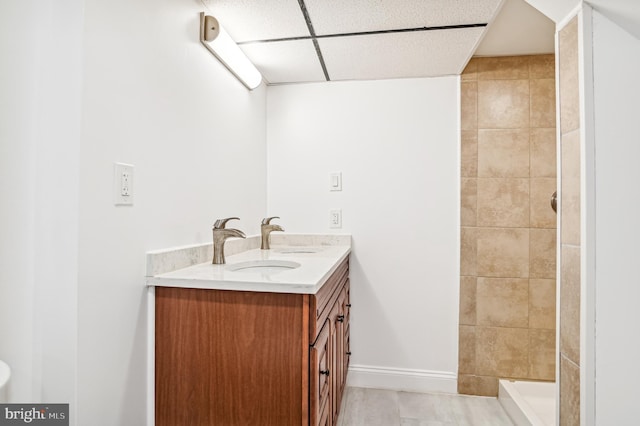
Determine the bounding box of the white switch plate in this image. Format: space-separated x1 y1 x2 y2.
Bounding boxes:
329 172 342 191
114 162 134 206
329 209 342 229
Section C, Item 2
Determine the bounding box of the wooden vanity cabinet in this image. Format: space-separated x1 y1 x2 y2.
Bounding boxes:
155 257 350 426
309 259 350 426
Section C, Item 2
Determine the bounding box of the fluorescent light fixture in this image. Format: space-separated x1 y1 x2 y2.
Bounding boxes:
199 12 262 90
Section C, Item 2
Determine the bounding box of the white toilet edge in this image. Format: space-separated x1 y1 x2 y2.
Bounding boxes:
0 360 10 388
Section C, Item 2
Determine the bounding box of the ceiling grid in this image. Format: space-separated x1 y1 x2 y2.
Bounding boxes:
202 0 554 85
296 0 331 81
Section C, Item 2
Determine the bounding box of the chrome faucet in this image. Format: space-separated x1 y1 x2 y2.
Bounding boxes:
212 217 246 264
261 217 284 250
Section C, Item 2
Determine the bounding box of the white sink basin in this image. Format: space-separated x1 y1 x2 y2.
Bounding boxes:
226 260 301 274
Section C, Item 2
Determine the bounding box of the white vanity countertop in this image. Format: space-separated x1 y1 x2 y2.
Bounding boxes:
146 234 351 295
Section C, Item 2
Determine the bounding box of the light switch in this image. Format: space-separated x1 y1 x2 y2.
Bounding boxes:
329 172 342 191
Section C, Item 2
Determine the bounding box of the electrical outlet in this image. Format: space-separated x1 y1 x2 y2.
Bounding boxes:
329 209 342 229
121 170 130 196
114 162 134 206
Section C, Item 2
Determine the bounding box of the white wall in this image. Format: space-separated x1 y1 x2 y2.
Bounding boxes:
1 0 268 424
589 0 640 40
590 10 640 424
0 0 40 403
31 0 84 410
267 77 460 392
76 0 267 424
0 0 83 409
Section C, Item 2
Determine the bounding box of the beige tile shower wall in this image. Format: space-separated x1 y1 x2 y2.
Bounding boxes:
558 16 581 426
459 55 557 397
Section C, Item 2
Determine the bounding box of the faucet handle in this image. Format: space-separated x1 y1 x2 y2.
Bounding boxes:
214 217 240 229
261 216 280 225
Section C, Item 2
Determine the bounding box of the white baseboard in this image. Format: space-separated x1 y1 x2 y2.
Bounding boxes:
346 364 457 394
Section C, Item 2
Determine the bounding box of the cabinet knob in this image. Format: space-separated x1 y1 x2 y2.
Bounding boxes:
320 369 330 376
346 304 352 308
337 315 345 323
346 351 352 356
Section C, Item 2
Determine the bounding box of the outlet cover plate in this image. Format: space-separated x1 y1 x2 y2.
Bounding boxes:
114 162 134 206
329 209 342 229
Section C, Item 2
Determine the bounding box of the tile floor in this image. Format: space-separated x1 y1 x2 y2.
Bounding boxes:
337 387 514 426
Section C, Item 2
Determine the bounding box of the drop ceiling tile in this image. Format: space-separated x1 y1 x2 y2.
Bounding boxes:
305 0 504 35
319 28 486 81
241 40 326 84
202 0 309 42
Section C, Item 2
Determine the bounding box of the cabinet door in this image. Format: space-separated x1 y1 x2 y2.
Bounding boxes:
330 304 340 426
310 320 331 426
333 282 348 423
155 288 307 426
345 281 352 380
338 280 350 400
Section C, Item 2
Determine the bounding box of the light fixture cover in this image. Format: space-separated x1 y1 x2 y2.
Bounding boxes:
199 13 262 90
